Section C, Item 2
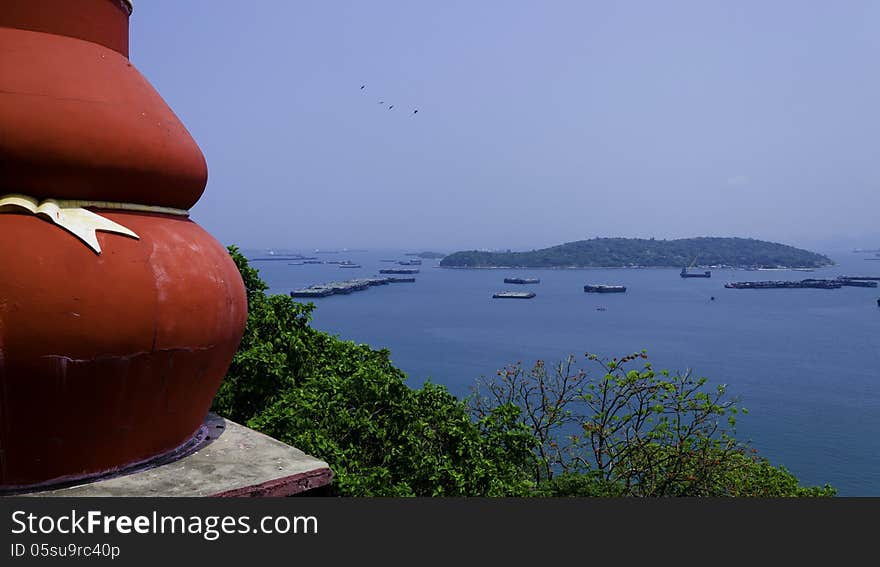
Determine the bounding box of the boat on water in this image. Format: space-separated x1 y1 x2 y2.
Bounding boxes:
680 267 711 278
724 279 842 290
493 291 536 299
584 284 626 293
504 277 540 284
290 276 407 298
681 256 711 278
834 277 878 287
251 255 307 261
380 268 419 274
838 280 878 287
838 275 880 281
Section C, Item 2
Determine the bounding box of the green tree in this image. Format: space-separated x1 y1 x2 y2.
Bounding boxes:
470 352 836 497
213 248 534 496
212 246 313 424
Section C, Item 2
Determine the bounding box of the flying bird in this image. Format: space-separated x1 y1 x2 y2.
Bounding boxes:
388 105 394 110
413 109 418 114
360 84 365 89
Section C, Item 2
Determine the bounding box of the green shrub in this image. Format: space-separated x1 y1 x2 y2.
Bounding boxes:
214 248 533 496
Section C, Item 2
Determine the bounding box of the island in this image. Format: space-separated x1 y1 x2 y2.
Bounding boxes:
439 237 833 269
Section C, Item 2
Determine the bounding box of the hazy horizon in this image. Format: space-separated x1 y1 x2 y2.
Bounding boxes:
130 1 880 253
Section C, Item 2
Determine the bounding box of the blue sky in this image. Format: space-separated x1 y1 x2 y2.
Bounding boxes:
129 1 880 252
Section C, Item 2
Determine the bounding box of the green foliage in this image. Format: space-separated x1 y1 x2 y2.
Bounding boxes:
439 237 833 268
470 352 836 497
215 247 835 497
212 247 313 424
214 248 533 496
707 453 836 497
533 456 836 497
249 351 534 496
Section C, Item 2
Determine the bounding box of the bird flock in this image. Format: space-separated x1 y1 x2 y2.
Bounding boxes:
361 84 418 114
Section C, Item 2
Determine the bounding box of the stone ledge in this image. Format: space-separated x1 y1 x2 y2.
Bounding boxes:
22 413 333 497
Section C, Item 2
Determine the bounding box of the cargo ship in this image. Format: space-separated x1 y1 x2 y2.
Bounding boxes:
291 276 411 298
584 284 626 293
724 279 842 290
680 267 711 278
493 291 536 299
380 268 420 274
504 277 540 284
835 277 878 287
838 275 880 281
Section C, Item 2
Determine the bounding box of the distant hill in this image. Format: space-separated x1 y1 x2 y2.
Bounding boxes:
439 237 834 269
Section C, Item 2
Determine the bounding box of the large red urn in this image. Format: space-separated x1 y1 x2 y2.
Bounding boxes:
0 0 248 490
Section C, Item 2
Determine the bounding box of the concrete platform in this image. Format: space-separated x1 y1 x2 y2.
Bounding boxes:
22 413 333 497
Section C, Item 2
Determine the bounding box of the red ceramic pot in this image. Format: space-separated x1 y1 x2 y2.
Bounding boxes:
0 1 206 209
0 1 247 489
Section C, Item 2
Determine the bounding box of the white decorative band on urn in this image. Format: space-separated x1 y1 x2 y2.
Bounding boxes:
0 194 189 254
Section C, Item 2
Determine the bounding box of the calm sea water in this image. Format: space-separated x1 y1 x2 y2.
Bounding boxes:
246 248 880 496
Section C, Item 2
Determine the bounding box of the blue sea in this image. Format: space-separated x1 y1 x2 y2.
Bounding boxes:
245 248 880 496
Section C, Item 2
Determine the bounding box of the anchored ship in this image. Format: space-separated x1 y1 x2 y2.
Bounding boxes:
493 291 536 299
836 278 878 288
290 276 413 298
380 268 420 274
504 277 540 284
838 275 880 281
584 284 626 293
681 256 711 278
680 267 711 278
724 279 842 290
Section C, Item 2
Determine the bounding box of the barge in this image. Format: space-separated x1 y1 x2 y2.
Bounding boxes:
290 276 410 298
380 268 420 274
838 275 880 281
493 291 536 299
584 284 627 293
724 279 842 290
504 277 541 284
836 278 878 288
680 268 711 278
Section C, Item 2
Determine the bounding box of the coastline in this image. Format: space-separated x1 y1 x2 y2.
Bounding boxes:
436 264 834 270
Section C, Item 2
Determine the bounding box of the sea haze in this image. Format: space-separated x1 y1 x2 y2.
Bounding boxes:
247 248 880 496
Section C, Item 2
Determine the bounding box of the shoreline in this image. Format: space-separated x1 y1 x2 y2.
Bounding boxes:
436 264 834 270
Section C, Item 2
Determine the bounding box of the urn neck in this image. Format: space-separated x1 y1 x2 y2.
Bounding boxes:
0 0 133 57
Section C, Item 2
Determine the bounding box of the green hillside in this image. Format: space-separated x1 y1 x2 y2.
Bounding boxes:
439 237 833 268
